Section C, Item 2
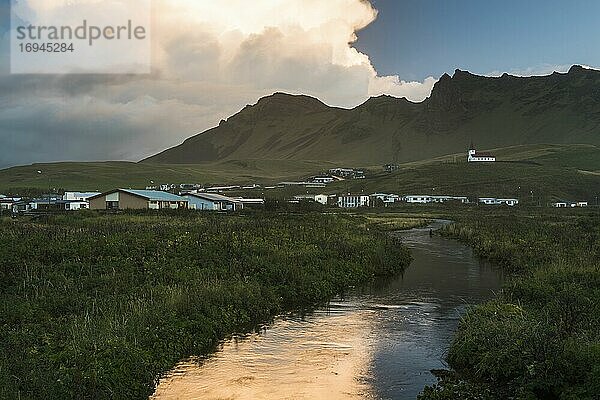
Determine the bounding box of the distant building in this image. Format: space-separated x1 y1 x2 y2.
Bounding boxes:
431 195 470 204
63 192 101 201
329 168 365 179
310 176 335 185
183 193 242 211
233 198 265 207
89 189 188 210
384 164 400 173
0 197 22 212
404 195 433 204
403 195 470 205
468 141 496 162
553 201 589 208
337 194 370 208
371 193 401 206
293 194 329 205
478 198 519 206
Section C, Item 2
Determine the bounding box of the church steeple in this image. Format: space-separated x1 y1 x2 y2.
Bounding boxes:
469 139 475 150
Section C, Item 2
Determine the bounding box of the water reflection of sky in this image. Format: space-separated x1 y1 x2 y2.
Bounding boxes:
152 222 503 400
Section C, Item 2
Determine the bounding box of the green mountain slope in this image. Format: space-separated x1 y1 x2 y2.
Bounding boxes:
144 66 600 165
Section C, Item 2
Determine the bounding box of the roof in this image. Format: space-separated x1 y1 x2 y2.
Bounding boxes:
90 189 186 202
122 189 186 201
472 152 495 158
184 192 240 203
65 192 101 197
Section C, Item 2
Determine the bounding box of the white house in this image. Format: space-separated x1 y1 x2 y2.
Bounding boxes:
311 176 335 185
497 198 519 206
234 198 265 207
183 193 242 211
404 195 433 204
338 194 370 208
293 194 329 205
468 142 496 162
552 202 568 208
63 192 101 201
431 195 470 204
479 198 519 206
371 193 401 205
63 200 90 211
0 197 22 211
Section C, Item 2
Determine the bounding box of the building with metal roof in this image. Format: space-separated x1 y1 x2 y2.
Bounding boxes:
89 189 188 210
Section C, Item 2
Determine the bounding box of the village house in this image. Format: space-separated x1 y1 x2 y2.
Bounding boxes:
329 168 366 179
478 198 519 206
468 142 496 162
0 196 22 212
233 197 266 207
553 201 589 208
182 193 242 211
63 192 101 201
310 176 335 185
88 189 188 210
371 193 401 206
431 195 470 204
404 195 433 204
293 194 329 205
278 181 326 188
337 194 370 208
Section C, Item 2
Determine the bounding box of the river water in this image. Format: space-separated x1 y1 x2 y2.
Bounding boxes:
152 221 503 400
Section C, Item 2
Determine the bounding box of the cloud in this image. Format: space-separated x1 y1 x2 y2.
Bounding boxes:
0 0 437 168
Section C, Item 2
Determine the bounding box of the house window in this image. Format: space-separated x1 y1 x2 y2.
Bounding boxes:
106 201 119 209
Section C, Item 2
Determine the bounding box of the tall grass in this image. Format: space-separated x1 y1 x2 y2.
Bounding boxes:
0 211 411 399
420 213 600 399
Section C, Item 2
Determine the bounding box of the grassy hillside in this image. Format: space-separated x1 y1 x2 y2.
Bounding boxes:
1 144 598 203
0 159 335 193
143 66 600 166
291 144 600 203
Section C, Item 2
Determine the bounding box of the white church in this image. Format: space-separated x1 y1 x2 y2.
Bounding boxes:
468 142 496 162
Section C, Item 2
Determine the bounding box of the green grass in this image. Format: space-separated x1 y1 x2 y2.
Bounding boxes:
326 144 600 204
0 159 335 193
1 145 599 204
0 211 411 399
419 209 600 399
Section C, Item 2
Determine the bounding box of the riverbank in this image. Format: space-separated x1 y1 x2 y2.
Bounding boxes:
0 211 412 399
152 220 502 399
420 210 600 399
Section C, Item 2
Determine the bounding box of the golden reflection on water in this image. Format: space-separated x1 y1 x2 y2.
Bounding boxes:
152 308 376 400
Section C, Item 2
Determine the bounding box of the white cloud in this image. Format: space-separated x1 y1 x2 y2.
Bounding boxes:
0 0 437 167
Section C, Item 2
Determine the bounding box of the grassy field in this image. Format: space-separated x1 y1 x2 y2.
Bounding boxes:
418 208 600 399
0 159 336 193
0 211 411 400
324 144 600 204
1 145 599 205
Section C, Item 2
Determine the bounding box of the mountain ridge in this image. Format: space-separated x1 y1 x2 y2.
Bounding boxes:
144 66 600 165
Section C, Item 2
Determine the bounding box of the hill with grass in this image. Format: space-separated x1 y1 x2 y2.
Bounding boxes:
144 65 600 165
1 144 599 203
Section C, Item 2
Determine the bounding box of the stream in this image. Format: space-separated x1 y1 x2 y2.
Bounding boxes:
152 220 503 399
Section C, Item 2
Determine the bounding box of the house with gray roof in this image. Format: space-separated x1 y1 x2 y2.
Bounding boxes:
88 189 188 210
182 192 243 211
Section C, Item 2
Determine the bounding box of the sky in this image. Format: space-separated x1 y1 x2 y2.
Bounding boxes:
0 0 598 168
356 0 600 81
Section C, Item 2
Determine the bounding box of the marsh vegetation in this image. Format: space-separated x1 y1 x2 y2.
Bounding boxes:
0 211 411 399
